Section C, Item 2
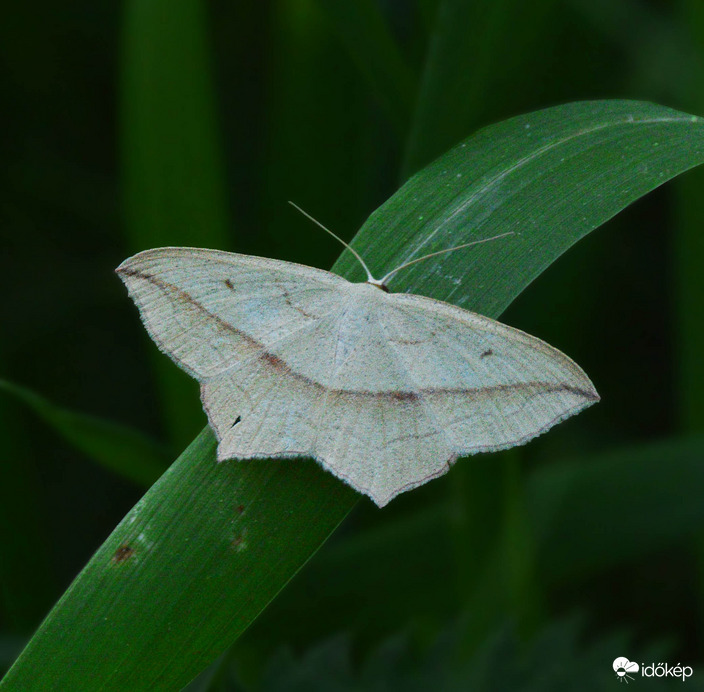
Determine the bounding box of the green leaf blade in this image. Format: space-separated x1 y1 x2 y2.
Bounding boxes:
4 100 704 691
342 100 704 317
0 430 356 691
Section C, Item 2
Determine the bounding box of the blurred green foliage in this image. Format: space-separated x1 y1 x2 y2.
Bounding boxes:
2 0 704 689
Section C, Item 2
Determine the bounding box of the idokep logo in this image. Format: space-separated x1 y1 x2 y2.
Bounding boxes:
613 658 639 684
613 657 694 683
642 662 693 681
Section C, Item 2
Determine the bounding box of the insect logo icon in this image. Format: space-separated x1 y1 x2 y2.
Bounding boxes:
613 657 639 684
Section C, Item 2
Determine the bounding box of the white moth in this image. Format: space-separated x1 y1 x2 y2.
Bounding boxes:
117 209 598 506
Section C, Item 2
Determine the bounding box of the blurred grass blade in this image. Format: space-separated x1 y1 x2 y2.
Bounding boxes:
531 434 704 582
121 0 231 448
499 451 543 639
569 0 697 103
246 435 704 655
0 379 168 487
679 0 704 642
3 100 704 691
264 0 383 266
678 2 704 433
0 379 54 632
315 0 416 135
403 0 560 176
244 617 659 692
121 0 229 253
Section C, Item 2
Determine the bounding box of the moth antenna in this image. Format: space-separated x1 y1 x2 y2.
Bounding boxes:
379 231 515 286
288 201 375 282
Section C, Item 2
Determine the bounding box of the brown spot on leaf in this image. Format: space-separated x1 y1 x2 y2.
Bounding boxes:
236 504 245 514
231 530 248 552
111 544 135 565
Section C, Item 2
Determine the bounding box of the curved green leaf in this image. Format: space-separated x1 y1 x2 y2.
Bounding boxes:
341 100 704 317
3 100 704 691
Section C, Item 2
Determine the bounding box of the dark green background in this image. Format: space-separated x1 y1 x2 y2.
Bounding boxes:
2 0 704 688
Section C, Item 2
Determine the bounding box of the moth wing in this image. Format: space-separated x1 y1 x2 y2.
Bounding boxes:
374 292 599 459
116 247 349 380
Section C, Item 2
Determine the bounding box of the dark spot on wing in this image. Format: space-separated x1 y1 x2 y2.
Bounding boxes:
562 384 600 401
231 416 242 428
391 335 423 345
261 352 285 369
224 279 235 291
391 391 419 402
111 544 135 565
480 349 494 359
283 289 316 318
